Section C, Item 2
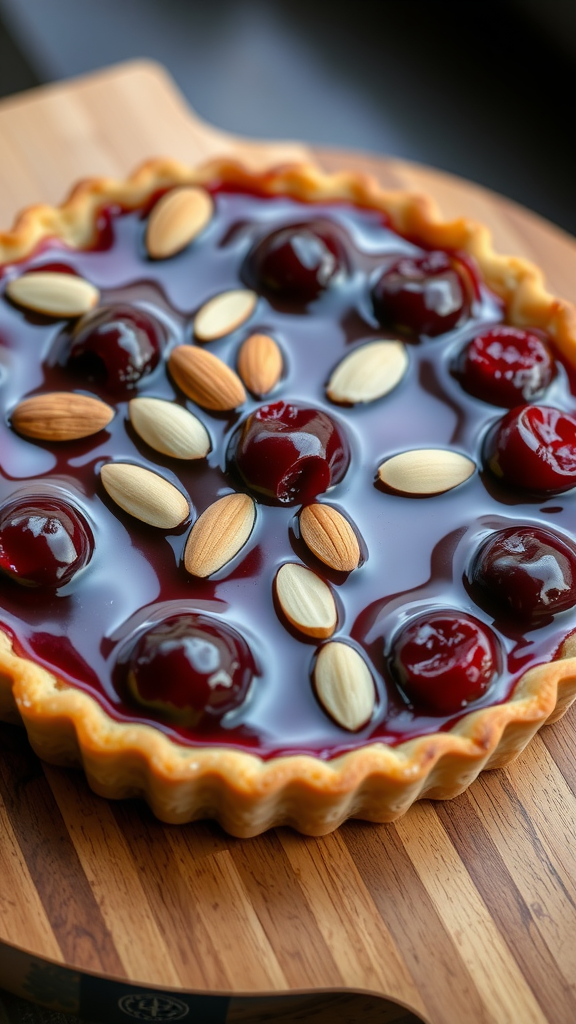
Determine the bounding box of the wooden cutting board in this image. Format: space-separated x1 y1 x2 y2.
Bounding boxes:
1 60 576 1024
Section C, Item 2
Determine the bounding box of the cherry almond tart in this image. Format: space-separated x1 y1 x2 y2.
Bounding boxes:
1 160 576 836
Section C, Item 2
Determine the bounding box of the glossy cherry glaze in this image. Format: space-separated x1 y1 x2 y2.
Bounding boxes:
390 610 499 714
0 495 93 588
2 185 576 758
484 404 576 493
243 221 343 302
372 250 472 337
456 326 555 407
468 525 576 622
61 302 165 392
123 612 255 728
229 400 350 505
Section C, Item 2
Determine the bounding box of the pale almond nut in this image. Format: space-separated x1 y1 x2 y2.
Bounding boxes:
275 563 337 639
194 289 257 342
169 345 246 411
237 333 283 396
378 449 475 496
129 397 210 460
300 504 361 572
100 463 189 529
6 272 100 318
146 186 214 259
327 340 408 404
314 641 375 732
12 392 114 441
184 492 256 577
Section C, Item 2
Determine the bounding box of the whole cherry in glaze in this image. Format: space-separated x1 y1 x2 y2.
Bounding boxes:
484 404 576 494
229 400 350 505
64 303 165 392
372 251 472 337
243 221 343 302
0 496 93 588
391 610 499 714
457 326 554 407
126 613 255 727
469 526 576 622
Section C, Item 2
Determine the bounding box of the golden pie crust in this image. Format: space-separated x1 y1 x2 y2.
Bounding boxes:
1 158 576 837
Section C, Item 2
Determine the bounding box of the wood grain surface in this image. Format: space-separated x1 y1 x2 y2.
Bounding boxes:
1 60 576 1024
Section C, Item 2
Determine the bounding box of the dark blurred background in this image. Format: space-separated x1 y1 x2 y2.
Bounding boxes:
0 0 575 235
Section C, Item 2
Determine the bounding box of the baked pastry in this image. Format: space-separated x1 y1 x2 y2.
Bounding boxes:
1 159 576 837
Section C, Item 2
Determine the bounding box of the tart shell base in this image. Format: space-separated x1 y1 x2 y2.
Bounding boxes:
2 158 576 836
3 629 576 836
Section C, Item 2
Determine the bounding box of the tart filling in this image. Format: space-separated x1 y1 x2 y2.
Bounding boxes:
1 159 576 835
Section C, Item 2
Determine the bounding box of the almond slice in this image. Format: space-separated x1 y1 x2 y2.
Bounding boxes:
12 392 114 441
237 333 283 397
378 449 475 496
100 463 189 529
6 272 100 318
129 397 210 460
327 340 408 404
184 492 256 577
169 345 246 411
146 186 214 259
194 289 257 342
314 641 375 732
300 504 361 572
275 563 337 639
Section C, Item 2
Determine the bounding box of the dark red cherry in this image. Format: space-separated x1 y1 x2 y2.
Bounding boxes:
391 610 499 714
229 401 350 505
243 221 343 301
64 304 165 391
484 404 576 494
457 326 554 407
469 526 576 622
126 613 254 727
0 496 93 588
372 250 472 337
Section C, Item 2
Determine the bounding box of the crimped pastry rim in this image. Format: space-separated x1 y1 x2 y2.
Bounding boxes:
1 157 576 836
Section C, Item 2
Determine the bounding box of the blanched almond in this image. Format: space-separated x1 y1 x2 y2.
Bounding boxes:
6 272 99 318
129 397 210 460
100 463 189 529
12 392 113 441
184 492 255 577
194 289 257 342
169 345 246 411
327 340 408 404
314 641 375 732
237 333 283 396
275 563 337 639
146 186 214 259
300 504 361 572
378 449 475 496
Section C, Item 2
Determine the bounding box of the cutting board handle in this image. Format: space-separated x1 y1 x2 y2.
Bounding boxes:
0 59 311 224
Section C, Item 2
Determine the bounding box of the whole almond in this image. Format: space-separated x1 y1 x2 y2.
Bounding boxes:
184 492 255 577
314 641 375 732
100 463 189 529
275 563 337 639
129 397 210 460
12 392 113 441
327 340 408 404
6 272 100 318
378 449 475 496
169 345 246 411
194 289 257 342
146 186 214 259
237 333 283 397
300 504 361 572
